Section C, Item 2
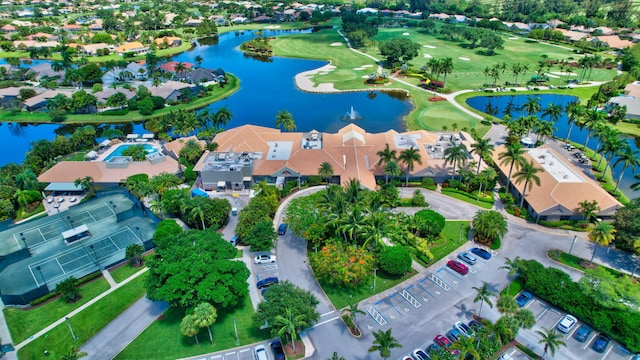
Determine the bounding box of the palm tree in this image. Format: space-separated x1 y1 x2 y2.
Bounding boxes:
613 146 640 191
174 62 187 77
520 96 541 116
536 327 566 359
274 308 308 351
451 335 480 360
444 144 468 180
398 147 422 185
179 139 204 165
578 200 600 223
193 302 218 345
472 281 496 316
498 143 526 193
440 57 454 90
59 346 87 360
470 138 494 175
376 143 397 168
631 173 640 191
180 314 200 344
74 176 94 197
337 207 366 245
15 168 39 190
493 317 515 345
384 161 402 184
346 299 365 323
580 109 606 150
497 296 518 315
500 256 520 295
368 329 402 359
534 120 556 144
589 221 616 264
318 161 334 184
541 103 563 123
275 110 296 132
513 159 542 208
597 129 623 177
565 102 586 140
194 55 204 68
213 106 233 128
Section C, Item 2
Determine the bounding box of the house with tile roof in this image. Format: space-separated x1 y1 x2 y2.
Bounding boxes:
115 41 148 56
491 145 622 221
193 124 478 191
590 35 633 50
153 36 182 48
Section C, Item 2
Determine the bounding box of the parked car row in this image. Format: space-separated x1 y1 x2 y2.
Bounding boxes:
253 341 285 360
402 320 483 360
447 247 492 275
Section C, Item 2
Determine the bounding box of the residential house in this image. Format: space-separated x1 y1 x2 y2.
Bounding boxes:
252 15 272 23
13 40 60 49
150 80 194 102
0 24 16 32
429 13 452 21
211 16 228 26
608 95 640 119
62 24 82 32
153 36 182 48
590 35 633 50
558 29 589 42
184 18 203 27
26 63 65 82
179 67 225 84
159 61 194 75
21 89 73 111
25 32 54 41
356 7 378 15
115 41 148 56
93 88 136 105
79 43 114 56
231 16 250 24
0 86 39 108
88 19 103 31
594 26 615 36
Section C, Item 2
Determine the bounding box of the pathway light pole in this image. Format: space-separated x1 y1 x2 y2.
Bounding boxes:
65 317 78 341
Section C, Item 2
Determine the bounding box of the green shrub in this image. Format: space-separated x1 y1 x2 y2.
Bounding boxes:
377 246 412 275
99 109 130 116
138 98 155 116
421 177 436 190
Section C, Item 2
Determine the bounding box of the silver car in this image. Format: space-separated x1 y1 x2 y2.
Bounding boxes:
457 252 477 265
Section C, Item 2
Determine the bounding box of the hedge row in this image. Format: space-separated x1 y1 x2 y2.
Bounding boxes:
519 259 640 352
441 187 494 204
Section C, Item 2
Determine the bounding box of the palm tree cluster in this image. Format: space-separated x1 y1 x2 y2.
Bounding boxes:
376 143 423 185
145 106 233 138
180 302 218 345
422 57 454 90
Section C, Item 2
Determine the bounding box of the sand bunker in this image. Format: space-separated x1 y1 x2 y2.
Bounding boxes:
329 42 343 46
402 32 410 35
546 74 560 78
459 57 470 61
550 71 577 76
423 54 432 58
508 37 519 40
264 25 281 29
423 45 436 49
362 65 374 68
361 75 370 79
353 67 365 70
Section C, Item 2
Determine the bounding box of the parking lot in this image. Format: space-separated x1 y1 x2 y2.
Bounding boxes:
183 340 278 360
252 253 279 299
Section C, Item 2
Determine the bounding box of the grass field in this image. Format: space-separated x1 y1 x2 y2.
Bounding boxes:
429 221 471 263
3 277 110 343
115 295 270 360
17 275 146 359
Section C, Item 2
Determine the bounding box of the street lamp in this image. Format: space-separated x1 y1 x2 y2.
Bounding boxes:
568 235 577 256
65 317 78 341
458 223 463 243
233 316 239 345
20 232 27 249
372 268 378 291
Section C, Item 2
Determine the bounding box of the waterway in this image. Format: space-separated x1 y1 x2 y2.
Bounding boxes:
466 94 638 198
0 28 413 165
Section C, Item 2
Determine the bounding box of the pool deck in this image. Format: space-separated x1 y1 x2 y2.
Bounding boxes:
94 141 162 162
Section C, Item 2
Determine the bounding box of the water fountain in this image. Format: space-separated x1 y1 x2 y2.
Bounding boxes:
342 106 362 121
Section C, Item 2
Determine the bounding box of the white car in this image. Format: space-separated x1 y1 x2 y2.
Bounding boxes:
453 321 474 338
254 344 268 360
556 314 578 333
253 254 276 264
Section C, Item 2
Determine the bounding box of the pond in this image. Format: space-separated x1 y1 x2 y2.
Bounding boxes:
0 28 413 166
466 94 638 198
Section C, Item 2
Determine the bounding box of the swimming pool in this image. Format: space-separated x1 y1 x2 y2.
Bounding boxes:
104 144 159 161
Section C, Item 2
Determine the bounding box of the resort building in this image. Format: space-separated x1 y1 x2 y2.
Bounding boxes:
491 145 622 221
193 124 477 191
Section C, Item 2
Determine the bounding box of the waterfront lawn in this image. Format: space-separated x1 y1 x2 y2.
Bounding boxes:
16 275 146 359
368 28 617 91
4 277 110 344
429 221 470 264
115 295 269 360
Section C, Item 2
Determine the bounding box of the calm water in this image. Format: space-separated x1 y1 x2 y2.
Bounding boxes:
466 94 638 198
0 29 412 165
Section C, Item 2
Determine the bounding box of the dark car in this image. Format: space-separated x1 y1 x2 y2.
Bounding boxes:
470 247 492 260
592 334 610 353
426 343 441 355
447 260 469 275
515 291 533 307
277 223 288 235
468 320 483 330
270 340 285 360
256 277 279 289
574 324 593 342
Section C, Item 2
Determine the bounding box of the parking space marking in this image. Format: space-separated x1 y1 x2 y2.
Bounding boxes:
417 278 437 297
584 333 598 350
428 273 451 291
311 315 340 328
400 287 422 308
535 307 549 321
366 303 388 326
468 267 477 274
210 356 222 359
567 324 579 338
262 265 278 271
603 345 614 359
384 294 404 318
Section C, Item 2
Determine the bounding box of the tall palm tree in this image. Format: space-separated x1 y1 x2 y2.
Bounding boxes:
376 143 397 168
589 221 616 264
213 106 233 128
398 147 422 185
497 296 518 315
440 57 454 90
346 299 365 323
384 161 402 184
498 143 526 193
541 103 563 123
520 96 541 116
59 346 87 360
534 120 556 144
596 128 622 175
472 281 496 316
470 138 495 175
535 327 566 359
613 146 640 191
318 161 334 184
368 329 402 359
337 207 366 245
15 168 39 190
451 335 480 360
513 160 542 208
193 302 218 345
444 144 467 180
194 55 204 68
500 256 521 295
74 176 94 197
275 110 296 132
565 101 586 141
274 308 307 351
580 109 606 150
180 314 200 344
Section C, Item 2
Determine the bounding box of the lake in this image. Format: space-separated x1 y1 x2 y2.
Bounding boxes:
466 94 638 198
0 28 413 165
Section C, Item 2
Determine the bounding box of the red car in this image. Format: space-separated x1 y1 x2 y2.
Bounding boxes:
434 334 460 355
447 260 469 275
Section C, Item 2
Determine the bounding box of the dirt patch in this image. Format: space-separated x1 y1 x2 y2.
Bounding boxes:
284 341 305 357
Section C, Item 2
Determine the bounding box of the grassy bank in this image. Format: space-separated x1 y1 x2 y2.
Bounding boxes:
429 221 470 263
17 275 146 359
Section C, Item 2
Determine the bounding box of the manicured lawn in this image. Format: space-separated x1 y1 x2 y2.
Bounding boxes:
409 91 491 135
440 189 494 209
548 249 624 278
110 264 146 284
17 275 147 359
319 269 418 310
501 277 524 298
4 277 110 343
613 120 640 138
15 203 45 221
115 295 270 360
429 221 471 264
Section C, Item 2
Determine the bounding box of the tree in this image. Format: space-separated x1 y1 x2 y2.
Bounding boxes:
513 159 542 208
470 138 495 175
56 276 80 303
479 32 505 55
59 346 87 360
541 103 563 123
74 176 94 197
384 161 402 184
472 210 508 246
193 302 218 345
15 169 39 190
440 57 454 90
377 246 412 275
613 146 640 191
444 144 468 180
565 101 586 140
179 139 204 165
243 219 277 252
398 147 422 185
500 256 520 295
536 327 566 359
274 307 307 351
275 110 296 132
580 109 606 150
589 221 616 264
520 96 541 117
310 242 374 286
579 200 600 223
613 198 640 252
194 55 204 68
498 143 526 193
180 314 199 344
451 335 480 360
368 329 402 359
318 161 334 184
213 106 233 128
472 281 496 316
126 243 144 266
150 172 182 195
254 281 320 336
378 38 421 65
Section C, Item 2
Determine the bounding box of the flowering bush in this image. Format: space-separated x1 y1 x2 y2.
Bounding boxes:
310 242 374 286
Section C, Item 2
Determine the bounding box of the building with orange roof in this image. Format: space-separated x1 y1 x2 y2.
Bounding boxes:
491 145 622 221
194 124 478 191
115 41 148 56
